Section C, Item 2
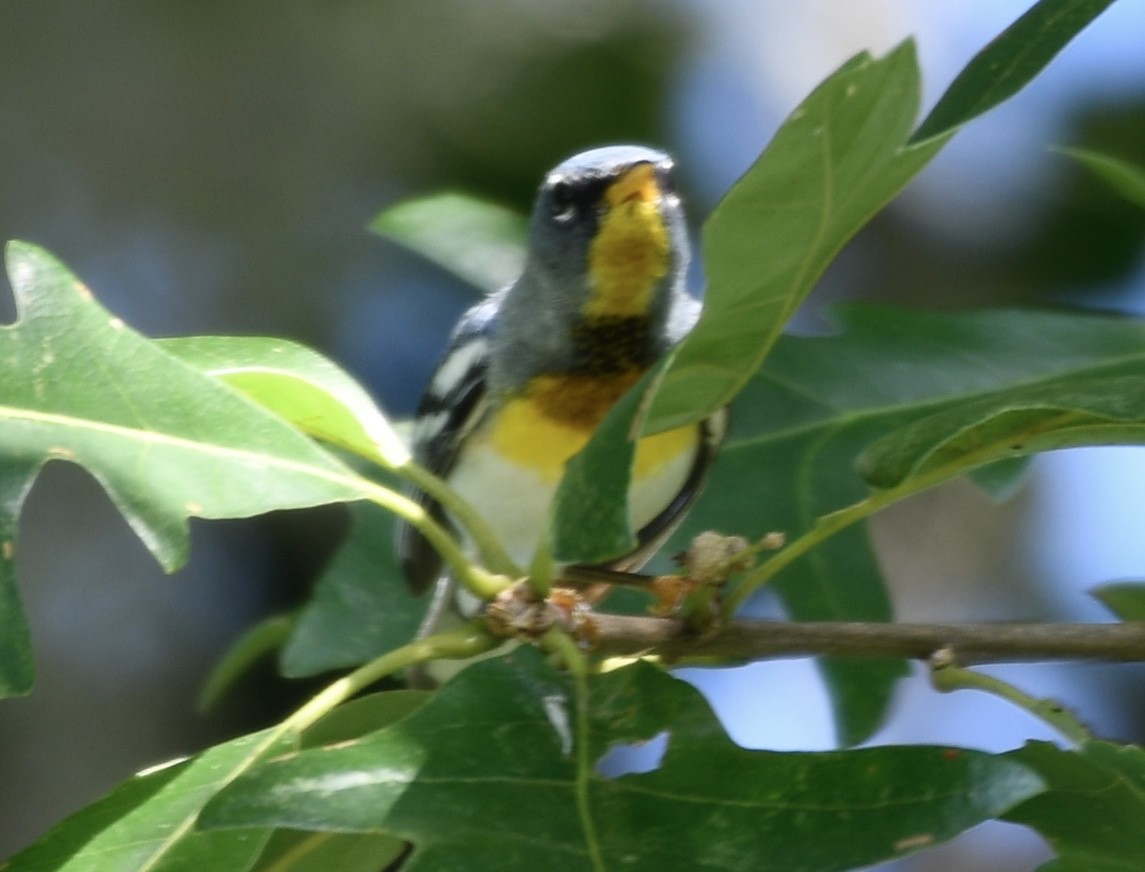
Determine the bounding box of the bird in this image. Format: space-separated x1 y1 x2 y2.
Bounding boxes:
396 144 726 606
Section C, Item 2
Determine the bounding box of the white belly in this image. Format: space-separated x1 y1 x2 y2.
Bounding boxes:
447 435 697 568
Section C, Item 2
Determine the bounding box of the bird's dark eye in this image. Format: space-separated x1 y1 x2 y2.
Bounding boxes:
549 179 577 224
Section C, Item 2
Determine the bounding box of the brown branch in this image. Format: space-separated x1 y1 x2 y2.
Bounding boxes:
588 615 1145 665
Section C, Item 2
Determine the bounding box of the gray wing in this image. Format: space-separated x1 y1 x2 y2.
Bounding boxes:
396 296 498 594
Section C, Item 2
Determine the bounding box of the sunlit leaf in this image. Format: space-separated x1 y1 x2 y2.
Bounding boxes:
161 335 410 468
0 243 367 695
647 41 945 435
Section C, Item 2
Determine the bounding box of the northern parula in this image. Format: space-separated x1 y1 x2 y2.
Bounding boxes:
397 145 725 597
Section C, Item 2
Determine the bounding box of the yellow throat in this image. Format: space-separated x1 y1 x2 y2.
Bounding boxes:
585 162 670 318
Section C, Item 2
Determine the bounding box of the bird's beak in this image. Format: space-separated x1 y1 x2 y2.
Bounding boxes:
605 162 661 208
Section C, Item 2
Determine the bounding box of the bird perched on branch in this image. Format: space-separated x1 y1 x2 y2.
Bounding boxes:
397 145 725 606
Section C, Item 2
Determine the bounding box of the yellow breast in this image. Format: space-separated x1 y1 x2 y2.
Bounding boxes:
488 372 698 484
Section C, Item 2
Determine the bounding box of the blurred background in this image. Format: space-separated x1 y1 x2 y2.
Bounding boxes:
2 1 1145 868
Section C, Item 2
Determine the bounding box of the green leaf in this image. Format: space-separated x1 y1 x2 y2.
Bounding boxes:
1058 147 1145 210
202 651 1042 872
857 374 1145 491
198 613 295 713
252 831 406 872
6 729 292 872
159 335 411 468
646 0 1115 434
0 243 367 696
645 41 946 435
370 193 527 294
6 693 426 871
912 0 1118 143
0 243 363 565
1003 740 1145 870
669 304 1145 742
280 502 429 678
1091 582 1145 621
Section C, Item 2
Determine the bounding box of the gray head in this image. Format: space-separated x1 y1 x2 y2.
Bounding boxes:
490 145 691 394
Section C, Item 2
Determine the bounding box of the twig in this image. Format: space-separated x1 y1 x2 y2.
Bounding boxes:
588 615 1145 665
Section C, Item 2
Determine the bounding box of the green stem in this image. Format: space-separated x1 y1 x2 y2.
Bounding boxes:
722 462 976 618
527 535 556 598
356 475 509 601
398 459 520 577
543 629 606 872
929 650 1092 744
723 494 883 617
282 623 500 734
